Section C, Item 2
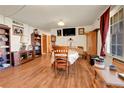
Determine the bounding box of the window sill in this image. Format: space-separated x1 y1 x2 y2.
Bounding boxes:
106 53 124 62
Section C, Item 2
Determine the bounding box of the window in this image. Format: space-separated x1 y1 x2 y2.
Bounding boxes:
109 8 124 58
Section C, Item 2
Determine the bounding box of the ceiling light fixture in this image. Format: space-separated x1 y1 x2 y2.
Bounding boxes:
58 20 64 26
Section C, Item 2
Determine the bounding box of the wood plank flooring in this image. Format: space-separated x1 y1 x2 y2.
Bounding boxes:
0 54 105 88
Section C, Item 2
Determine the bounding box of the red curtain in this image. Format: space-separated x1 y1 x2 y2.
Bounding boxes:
100 7 110 56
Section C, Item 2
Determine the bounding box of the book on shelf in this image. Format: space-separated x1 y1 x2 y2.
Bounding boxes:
0 46 10 48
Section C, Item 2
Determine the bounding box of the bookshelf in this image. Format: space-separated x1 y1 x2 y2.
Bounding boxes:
0 24 11 70
31 30 41 58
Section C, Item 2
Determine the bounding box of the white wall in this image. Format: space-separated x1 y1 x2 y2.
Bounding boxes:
0 14 49 52
51 26 94 51
97 30 101 56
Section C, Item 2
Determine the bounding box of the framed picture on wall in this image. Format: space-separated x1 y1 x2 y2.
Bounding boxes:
78 28 85 35
51 35 56 42
57 29 62 36
13 25 24 36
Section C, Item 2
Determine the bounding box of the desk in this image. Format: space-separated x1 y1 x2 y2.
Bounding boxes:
94 67 124 88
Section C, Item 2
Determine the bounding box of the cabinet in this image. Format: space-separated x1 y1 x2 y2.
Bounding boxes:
86 29 98 55
0 24 11 70
11 50 33 66
31 32 41 58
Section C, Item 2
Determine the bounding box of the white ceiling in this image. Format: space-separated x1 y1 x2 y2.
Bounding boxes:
0 5 108 31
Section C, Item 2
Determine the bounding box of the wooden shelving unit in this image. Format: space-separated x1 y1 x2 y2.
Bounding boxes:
0 24 11 70
31 32 41 58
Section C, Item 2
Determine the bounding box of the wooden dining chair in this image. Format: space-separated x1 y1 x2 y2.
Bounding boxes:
53 46 70 77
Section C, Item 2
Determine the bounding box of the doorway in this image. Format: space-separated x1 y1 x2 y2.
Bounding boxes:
48 35 51 53
42 34 47 54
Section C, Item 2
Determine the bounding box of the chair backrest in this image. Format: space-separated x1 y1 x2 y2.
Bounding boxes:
77 46 84 50
77 46 84 54
53 46 69 60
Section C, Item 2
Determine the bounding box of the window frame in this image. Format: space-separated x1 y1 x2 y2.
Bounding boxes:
106 6 124 61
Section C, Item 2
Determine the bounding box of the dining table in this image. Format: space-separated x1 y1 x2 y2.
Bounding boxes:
51 48 79 65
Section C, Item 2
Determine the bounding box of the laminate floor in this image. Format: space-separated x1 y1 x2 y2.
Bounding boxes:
0 54 104 88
